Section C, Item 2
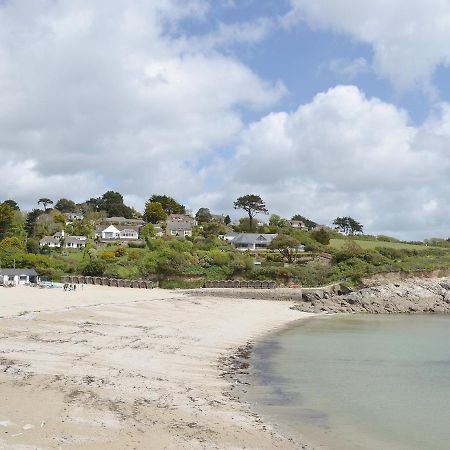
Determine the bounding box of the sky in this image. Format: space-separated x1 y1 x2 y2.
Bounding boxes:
1 0 450 239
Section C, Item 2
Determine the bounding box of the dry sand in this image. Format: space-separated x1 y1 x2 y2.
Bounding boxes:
0 285 312 449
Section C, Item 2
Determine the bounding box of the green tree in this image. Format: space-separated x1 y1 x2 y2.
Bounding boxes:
312 228 331 245
140 223 156 239
269 214 289 228
3 200 19 210
54 198 78 213
195 208 212 223
143 201 168 224
233 194 268 232
98 191 134 218
224 215 231 225
333 217 363 235
149 194 185 215
269 234 301 263
24 209 44 237
82 259 106 276
37 198 53 211
0 203 15 239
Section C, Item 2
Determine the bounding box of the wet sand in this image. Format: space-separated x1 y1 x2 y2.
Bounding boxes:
0 285 311 449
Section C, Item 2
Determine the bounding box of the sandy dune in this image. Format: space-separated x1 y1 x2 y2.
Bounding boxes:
0 285 311 449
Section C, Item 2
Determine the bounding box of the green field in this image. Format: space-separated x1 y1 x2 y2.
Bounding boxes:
329 239 435 251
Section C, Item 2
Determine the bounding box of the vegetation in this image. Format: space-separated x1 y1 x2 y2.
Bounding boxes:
233 194 268 232
2 192 450 289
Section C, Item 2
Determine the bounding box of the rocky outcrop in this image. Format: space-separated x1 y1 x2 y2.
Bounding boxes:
293 278 450 314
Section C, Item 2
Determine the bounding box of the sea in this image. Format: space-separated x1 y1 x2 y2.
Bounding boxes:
244 315 450 450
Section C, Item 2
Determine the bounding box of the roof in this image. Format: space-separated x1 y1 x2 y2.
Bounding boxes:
65 237 86 244
167 221 192 231
104 217 145 225
232 233 278 245
39 236 60 244
0 268 38 276
168 214 195 223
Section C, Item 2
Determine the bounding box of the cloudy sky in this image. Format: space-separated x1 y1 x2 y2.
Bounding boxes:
1 0 450 239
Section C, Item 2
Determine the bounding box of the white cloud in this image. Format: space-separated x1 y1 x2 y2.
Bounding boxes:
0 0 284 209
287 0 450 91
326 57 369 79
219 85 450 239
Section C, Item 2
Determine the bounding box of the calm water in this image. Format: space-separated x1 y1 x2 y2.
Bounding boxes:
245 315 450 450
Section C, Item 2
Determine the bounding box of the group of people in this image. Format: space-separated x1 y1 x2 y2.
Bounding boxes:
63 283 82 291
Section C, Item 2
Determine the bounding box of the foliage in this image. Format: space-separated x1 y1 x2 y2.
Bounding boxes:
143 201 167 223
333 216 364 235
0 202 15 239
291 214 318 229
54 198 78 213
233 194 268 231
195 208 212 223
311 227 331 245
3 200 20 210
148 194 185 215
82 259 106 276
269 234 301 263
224 215 231 225
38 198 53 211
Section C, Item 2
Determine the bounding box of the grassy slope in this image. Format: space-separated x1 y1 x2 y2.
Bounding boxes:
329 239 434 251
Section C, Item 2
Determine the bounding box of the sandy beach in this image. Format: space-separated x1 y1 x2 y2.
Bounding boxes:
0 285 311 449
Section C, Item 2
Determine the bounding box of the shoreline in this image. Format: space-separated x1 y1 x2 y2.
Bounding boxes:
0 285 312 449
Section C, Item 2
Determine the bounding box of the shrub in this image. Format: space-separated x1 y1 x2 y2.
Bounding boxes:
101 251 116 260
82 259 106 276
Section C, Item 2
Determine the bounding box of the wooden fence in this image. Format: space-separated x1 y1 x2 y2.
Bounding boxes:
203 280 276 289
61 276 156 289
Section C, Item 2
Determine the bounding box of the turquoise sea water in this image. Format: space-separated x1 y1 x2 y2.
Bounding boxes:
246 315 450 450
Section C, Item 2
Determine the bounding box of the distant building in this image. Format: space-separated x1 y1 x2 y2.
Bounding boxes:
154 226 164 237
231 233 278 251
168 214 197 225
289 220 307 229
166 221 193 238
39 231 87 249
95 224 140 240
0 268 39 285
65 212 84 222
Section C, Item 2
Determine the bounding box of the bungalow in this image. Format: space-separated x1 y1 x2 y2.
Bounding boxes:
231 233 278 251
0 268 39 286
39 236 61 248
166 221 192 238
65 236 87 249
95 224 140 240
39 231 87 249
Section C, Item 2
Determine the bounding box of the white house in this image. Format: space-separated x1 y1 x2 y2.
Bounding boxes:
166 221 192 238
96 224 140 240
231 233 278 251
40 231 87 249
0 268 39 286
